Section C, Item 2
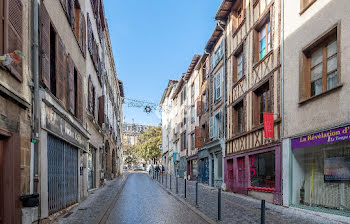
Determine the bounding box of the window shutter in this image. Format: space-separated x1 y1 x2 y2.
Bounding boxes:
77 72 84 122
195 126 203 148
56 36 67 107
87 15 93 55
209 116 214 139
67 56 75 114
80 12 86 57
7 0 23 81
40 4 50 88
68 0 75 29
98 95 105 126
88 76 92 112
196 99 202 117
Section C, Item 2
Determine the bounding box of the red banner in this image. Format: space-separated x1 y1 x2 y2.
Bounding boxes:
264 113 274 138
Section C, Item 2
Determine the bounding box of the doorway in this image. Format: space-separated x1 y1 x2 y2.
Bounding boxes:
0 139 3 224
211 158 214 186
237 157 247 194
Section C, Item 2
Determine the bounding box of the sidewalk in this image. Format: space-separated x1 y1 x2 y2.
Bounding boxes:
153 173 350 224
52 172 129 224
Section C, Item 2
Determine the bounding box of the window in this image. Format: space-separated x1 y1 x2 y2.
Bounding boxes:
74 2 81 40
191 133 195 150
74 68 78 116
254 82 271 125
50 25 57 96
250 151 275 188
210 41 224 72
258 21 271 59
0 0 5 54
234 48 244 83
232 0 244 29
181 132 187 151
191 105 195 123
213 69 223 103
233 101 244 134
191 82 195 104
305 33 338 98
210 111 222 139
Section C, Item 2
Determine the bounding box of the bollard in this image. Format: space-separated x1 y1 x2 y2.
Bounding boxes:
166 174 168 188
176 177 178 194
195 181 198 206
218 188 221 221
170 175 172 190
184 179 187 198
162 172 163 184
261 200 265 224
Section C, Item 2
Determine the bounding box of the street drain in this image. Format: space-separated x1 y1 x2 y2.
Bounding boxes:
63 212 73 218
79 208 87 210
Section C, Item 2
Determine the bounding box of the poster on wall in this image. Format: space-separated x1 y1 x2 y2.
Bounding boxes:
324 157 350 181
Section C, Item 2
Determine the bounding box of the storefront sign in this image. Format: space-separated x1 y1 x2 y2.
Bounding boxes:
263 113 274 138
45 105 86 148
292 125 350 149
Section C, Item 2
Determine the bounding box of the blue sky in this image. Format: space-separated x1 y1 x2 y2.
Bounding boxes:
104 0 222 126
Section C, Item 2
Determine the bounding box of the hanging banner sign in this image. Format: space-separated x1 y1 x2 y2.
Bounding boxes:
291 125 350 149
263 113 274 138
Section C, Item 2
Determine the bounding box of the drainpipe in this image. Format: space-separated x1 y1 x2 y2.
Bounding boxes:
280 0 284 139
217 21 226 189
32 0 40 193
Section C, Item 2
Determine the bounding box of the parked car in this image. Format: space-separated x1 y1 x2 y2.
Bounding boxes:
123 166 128 172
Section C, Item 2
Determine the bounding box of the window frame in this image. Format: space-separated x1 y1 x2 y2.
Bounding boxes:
300 24 340 101
233 44 244 84
253 81 271 126
300 0 317 14
213 68 223 103
233 100 244 135
258 21 271 60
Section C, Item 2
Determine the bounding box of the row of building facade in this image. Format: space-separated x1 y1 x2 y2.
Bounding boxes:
0 0 124 223
160 0 350 217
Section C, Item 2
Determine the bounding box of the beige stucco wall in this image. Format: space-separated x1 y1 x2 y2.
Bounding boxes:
283 0 350 137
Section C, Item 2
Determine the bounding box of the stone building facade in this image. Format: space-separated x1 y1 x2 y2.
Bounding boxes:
282 0 350 215
0 0 32 223
0 0 124 223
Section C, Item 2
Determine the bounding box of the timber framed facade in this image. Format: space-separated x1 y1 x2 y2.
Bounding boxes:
222 0 282 204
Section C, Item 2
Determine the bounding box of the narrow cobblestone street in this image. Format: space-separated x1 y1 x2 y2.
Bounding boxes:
52 172 349 224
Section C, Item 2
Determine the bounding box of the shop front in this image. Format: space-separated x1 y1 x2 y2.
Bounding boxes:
290 125 350 215
187 155 198 180
225 144 281 204
198 149 209 184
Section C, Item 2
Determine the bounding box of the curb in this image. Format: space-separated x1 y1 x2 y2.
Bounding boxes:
92 173 130 224
150 175 217 224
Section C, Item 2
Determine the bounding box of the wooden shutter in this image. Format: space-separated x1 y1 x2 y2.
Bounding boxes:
68 0 75 29
87 15 93 56
194 126 203 149
77 72 84 122
80 11 86 56
88 76 92 112
56 36 66 107
40 3 50 88
209 116 214 139
7 0 23 81
67 56 75 114
98 95 105 126
196 99 202 117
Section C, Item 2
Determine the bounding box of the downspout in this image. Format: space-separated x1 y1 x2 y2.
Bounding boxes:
280 0 284 139
33 0 39 193
33 0 41 222
217 21 226 189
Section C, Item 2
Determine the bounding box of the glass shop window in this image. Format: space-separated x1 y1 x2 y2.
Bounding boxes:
250 151 275 188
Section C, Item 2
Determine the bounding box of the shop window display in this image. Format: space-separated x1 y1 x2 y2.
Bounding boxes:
249 151 275 188
292 141 350 213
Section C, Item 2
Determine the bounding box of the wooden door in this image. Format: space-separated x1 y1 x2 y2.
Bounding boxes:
227 159 234 191
237 157 247 194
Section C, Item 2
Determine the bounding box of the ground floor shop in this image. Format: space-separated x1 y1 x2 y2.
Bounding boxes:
187 155 198 180
225 144 281 204
179 156 186 178
284 124 350 216
207 140 224 187
198 150 209 185
40 100 89 219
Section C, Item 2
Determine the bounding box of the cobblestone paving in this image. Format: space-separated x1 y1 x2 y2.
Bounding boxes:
53 173 129 224
155 173 349 224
